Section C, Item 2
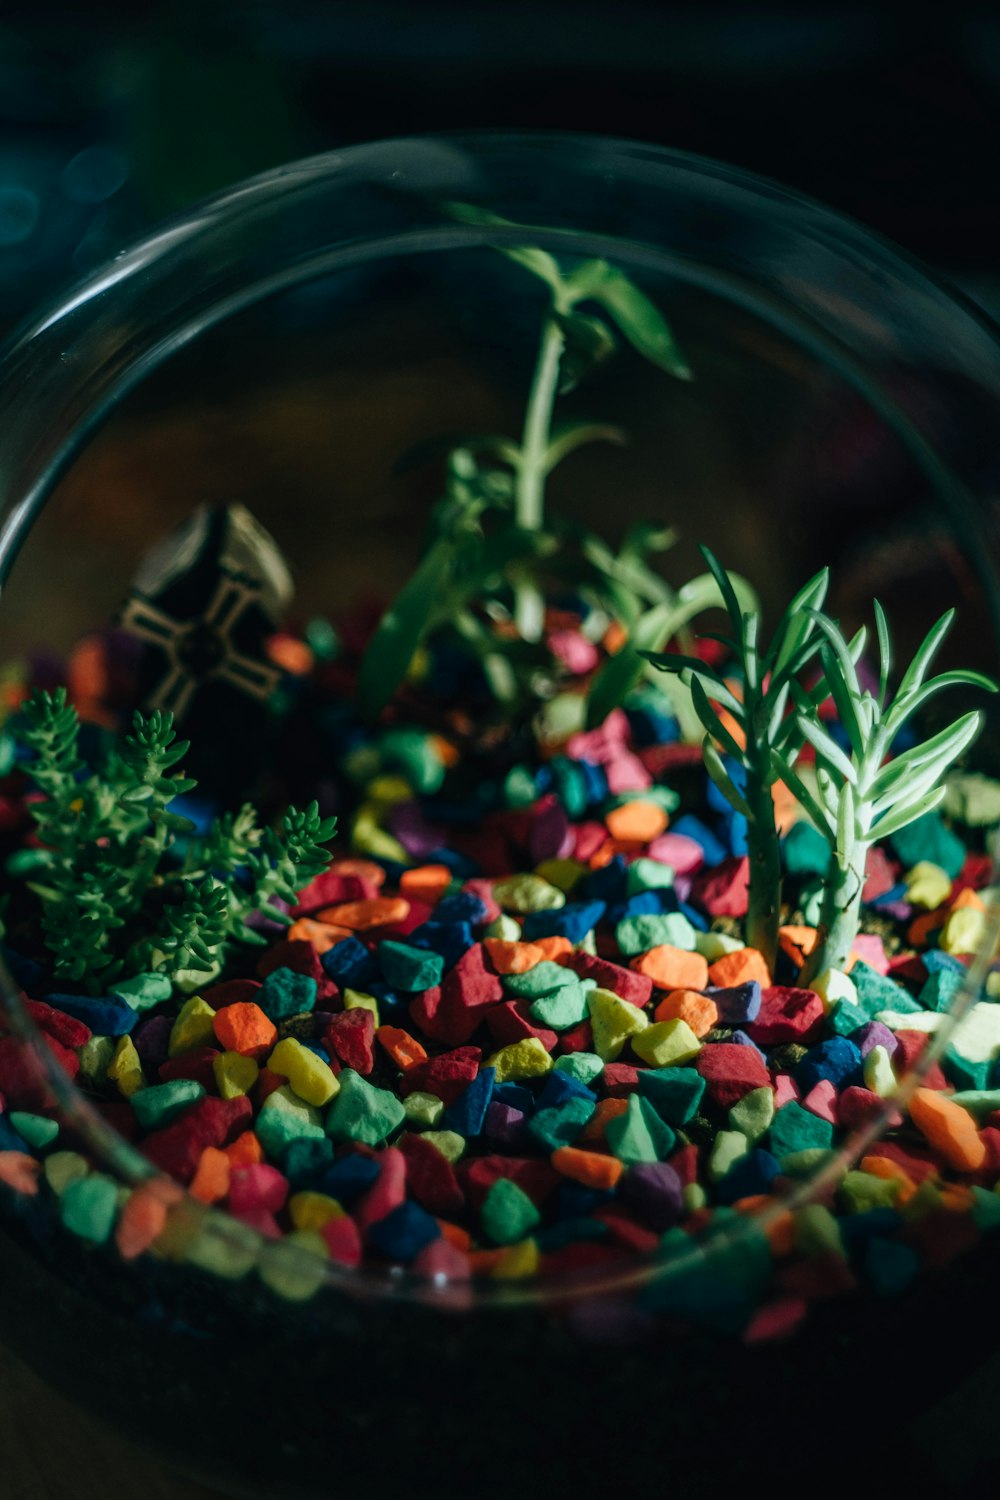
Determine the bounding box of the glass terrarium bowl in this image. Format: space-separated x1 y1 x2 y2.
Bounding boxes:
1 133 1000 1497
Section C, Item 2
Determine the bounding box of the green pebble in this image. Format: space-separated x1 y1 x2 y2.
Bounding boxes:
378 939 444 992
636 1066 705 1127
781 1147 838 1178
919 966 965 1013
554 1053 605 1086
505 764 540 809
484 914 521 942
44 1151 90 1196
604 786 679 814
493 874 565 915
889 811 966 879
528 1097 596 1152
728 1085 775 1142
682 1182 707 1213
60 1174 118 1243
259 967 317 1021
258 1231 328 1302
530 984 590 1030
326 1069 406 1146
504 962 579 999
130 1079 205 1131
605 1094 675 1164
799 877 824 928
78 1035 115 1084
185 1219 259 1280
942 1048 991 1092
616 911 696 956
422 1130 465 1162
708 1129 749 1182
549 757 589 820
111 972 173 1012
402 1091 445 1128
838 1170 900 1213
626 858 676 896
851 962 922 1019
782 821 832 877
971 1185 1000 1232
948 1088 1000 1120
769 1101 834 1162
481 1177 541 1245
9 1112 59 1150
256 1087 325 1156
794 1203 845 1258
379 727 444 794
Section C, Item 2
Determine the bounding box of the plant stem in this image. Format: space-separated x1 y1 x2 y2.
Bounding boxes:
744 764 781 972
514 314 565 639
801 836 867 982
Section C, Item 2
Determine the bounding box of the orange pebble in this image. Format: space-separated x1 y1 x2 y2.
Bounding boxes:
950 886 986 914
318 896 410 931
771 780 800 835
778 925 819 967
429 735 461 769
189 1146 232 1205
908 1087 987 1172
603 619 628 656
605 801 669 844
287 917 351 953
939 1183 976 1213
908 909 947 947
860 1154 915 1187
731 1196 796 1256
213 1002 278 1059
653 988 719 1038
400 864 453 902
328 858 386 887
532 936 573 962
551 1146 624 1190
708 947 772 988
115 1184 172 1260
0 1151 40 1196
377 1025 428 1072
580 1096 629 1142
484 939 546 975
587 841 615 869
225 1131 265 1168
267 634 314 676
438 1220 472 1252
633 944 709 991
716 707 747 752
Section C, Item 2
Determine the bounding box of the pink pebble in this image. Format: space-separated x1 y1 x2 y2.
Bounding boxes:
463 878 500 924
573 822 608 862
743 1296 807 1344
851 932 889 974
604 753 653 794
321 1215 363 1266
548 630 599 676
773 1074 800 1109
412 1236 471 1281
802 1079 839 1125
528 794 575 863
647 832 704 874
355 1147 406 1232
229 1163 289 1216
230 1207 282 1239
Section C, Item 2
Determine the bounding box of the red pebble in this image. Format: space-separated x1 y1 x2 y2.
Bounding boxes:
603 1063 642 1097
400 1047 481 1105
669 1143 699 1188
637 742 705 775
0 1035 53 1111
888 954 927 984
978 1126 1000 1174
594 1206 659 1253
893 1030 950 1089
158 1047 220 1093
254 1067 287 1108
377 899 434 941
560 952 653 1007
96 1100 139 1142
573 822 608 862
839 1086 901 1131
412 1237 471 1283
142 1096 252 1183
746 987 824 1045
256 939 338 1003
460 1155 559 1212
691 855 749 918
462 878 501 924
294 870 380 915
41 1033 80 1083
324 1009 375 1074
864 1138 939 1183
557 1019 595 1054
541 1242 626 1275
484 1001 557 1052
743 1296 808 1344
952 851 994 896
696 1043 771 1108
201 978 262 1010
355 1147 406 1232
322 1214 363 1266
24 999 91 1049
862 845 898 903
411 945 503 1046
231 1207 282 1238
778 1251 857 1301
229 1163 289 1215
397 1132 465 1215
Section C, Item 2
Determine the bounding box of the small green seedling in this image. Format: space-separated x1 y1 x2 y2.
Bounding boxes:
10 689 335 993
774 603 996 979
644 547 830 970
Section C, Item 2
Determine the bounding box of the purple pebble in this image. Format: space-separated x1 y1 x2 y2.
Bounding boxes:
388 800 446 860
528 795 573 863
485 1101 527 1148
621 1161 683 1231
133 1014 173 1072
709 981 762 1025
854 1020 900 1059
673 874 693 902
245 896 293 937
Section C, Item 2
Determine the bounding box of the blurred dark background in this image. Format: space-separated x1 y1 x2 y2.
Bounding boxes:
1 3 999 334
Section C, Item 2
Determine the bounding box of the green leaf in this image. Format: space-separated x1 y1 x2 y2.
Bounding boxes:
772 752 836 839
815 641 865 759
569 261 692 380
698 545 745 639
553 310 617 393
894 608 955 703
440 201 564 293
544 421 627 472
870 712 983 805
836 780 856 871
356 536 456 717
689 676 745 761
872 599 892 707
870 785 948 841
769 566 830 676
703 737 753 819
886 669 999 737
796 715 858 785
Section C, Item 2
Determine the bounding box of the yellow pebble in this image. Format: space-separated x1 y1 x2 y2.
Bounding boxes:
288 1191 344 1231
107 1035 144 1097
863 1044 897 1097
810 967 858 1012
258 1231 329 1302
485 1037 554 1083
586 987 649 1062
78 1034 114 1084
44 1151 90 1195
533 858 586 894
904 861 953 910
168 996 217 1058
940 906 991 956
421 1129 466 1161
693 930 744 960
366 773 413 806
631 1018 702 1067
352 804 408 863
343 989 380 1020
492 1237 540 1279
268 1037 341 1107
213 1050 260 1100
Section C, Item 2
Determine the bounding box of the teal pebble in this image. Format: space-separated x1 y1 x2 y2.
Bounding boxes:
919 967 965 1014
111 972 173 1011
851 962 922 1019
326 1069 406 1145
528 1097 596 1152
530 984 590 1030
636 1066 706 1126
378 939 444 992
9 1112 59 1150
782 821 832 876
504 962 580 1000
554 1053 605 1085
606 1094 675 1164
60 1174 119 1243
259 967 318 1021
130 1079 205 1131
616 911 696 956
888 811 966 880
768 1101 834 1162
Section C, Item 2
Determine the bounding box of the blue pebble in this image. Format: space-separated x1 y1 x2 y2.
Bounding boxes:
321 1154 380 1204
433 891 490 927
606 888 679 927
521 900 606 944
870 883 908 910
366 981 407 1020
706 756 747 817
710 982 762 1025
1 945 45 994
442 1067 495 1137
921 949 967 976
626 706 680 747
714 1149 781 1205
729 1031 768 1062
537 1070 597 1110
408 921 475 970
301 1042 332 1064
425 846 483 878
669 815 728 866
579 856 629 904
796 1036 863 1093
368 1200 440 1262
0 1115 28 1152
555 1183 616 1221
725 815 749 857
576 758 609 806
677 899 710 933
492 1082 535 1114
46 993 138 1036
321 936 379 990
